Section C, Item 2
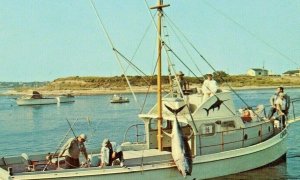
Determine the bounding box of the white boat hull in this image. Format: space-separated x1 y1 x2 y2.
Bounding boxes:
16 98 57 106
16 96 75 106
0 128 287 180
56 96 75 103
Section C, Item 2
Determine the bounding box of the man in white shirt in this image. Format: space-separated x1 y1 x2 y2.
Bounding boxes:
99 139 124 168
202 74 218 102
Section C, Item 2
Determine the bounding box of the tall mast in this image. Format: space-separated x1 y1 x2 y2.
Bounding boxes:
150 0 169 151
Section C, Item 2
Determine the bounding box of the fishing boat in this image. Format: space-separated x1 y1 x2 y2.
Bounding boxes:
1 1 300 180
110 94 130 103
56 94 75 103
16 91 75 106
16 91 57 106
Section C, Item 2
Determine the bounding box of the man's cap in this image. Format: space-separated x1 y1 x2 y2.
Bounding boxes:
79 134 87 141
102 138 110 146
176 71 184 76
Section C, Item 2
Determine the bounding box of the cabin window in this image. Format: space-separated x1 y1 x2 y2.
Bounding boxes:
199 123 215 136
221 121 235 128
149 119 168 130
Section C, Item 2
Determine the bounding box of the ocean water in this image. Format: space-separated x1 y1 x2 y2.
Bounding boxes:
0 88 300 179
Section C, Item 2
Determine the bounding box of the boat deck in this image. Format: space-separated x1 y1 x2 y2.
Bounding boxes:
0 149 173 175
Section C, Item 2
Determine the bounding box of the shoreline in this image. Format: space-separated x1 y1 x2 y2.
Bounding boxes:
2 85 300 96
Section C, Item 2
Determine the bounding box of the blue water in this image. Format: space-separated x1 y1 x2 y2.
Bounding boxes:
0 88 300 179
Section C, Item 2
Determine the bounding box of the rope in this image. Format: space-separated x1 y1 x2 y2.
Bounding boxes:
42 118 79 171
112 48 160 113
125 12 157 73
143 0 203 133
164 12 252 110
164 15 205 78
202 0 299 67
89 0 140 109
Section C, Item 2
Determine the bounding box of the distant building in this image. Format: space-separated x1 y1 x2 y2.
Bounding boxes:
247 68 268 76
282 69 300 76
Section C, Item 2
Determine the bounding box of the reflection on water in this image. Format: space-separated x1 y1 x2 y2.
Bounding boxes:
0 88 300 179
213 162 287 180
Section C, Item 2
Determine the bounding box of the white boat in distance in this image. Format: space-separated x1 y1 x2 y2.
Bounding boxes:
1 1 299 180
16 91 75 106
110 94 130 103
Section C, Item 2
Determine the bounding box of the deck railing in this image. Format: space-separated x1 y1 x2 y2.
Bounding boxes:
122 124 146 144
197 122 275 155
290 98 300 120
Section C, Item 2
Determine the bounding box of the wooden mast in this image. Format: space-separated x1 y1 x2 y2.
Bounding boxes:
150 0 170 151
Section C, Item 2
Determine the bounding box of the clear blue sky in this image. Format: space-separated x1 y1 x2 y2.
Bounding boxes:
0 0 299 82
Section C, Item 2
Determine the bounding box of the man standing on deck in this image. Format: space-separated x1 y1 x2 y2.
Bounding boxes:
59 133 89 169
268 87 290 119
275 92 289 128
202 74 218 102
173 71 188 97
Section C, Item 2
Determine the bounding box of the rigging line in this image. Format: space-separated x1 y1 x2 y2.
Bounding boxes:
164 14 205 77
143 0 179 113
143 1 227 126
112 47 154 112
143 0 180 87
125 12 158 73
113 48 151 85
66 118 77 138
56 118 79 150
114 48 161 114
114 43 170 113
162 41 201 132
163 14 209 80
143 0 168 57
139 49 173 114
202 0 299 67
164 43 202 82
161 15 191 95
43 118 80 171
84 117 97 140
161 17 173 94
143 1 234 122
89 0 140 108
164 42 236 116
165 13 252 109
144 0 192 95
155 14 174 94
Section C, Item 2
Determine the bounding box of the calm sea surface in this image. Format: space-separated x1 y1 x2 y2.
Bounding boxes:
0 88 300 179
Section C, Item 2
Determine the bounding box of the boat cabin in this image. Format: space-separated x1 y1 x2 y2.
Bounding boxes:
138 90 275 156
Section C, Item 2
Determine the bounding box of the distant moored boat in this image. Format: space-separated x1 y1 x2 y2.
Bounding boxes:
16 91 75 106
110 94 129 103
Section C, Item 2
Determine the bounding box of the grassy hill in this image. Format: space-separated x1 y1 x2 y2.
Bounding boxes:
13 75 299 91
